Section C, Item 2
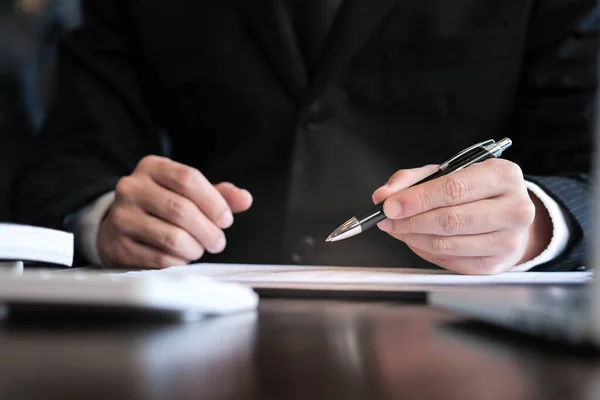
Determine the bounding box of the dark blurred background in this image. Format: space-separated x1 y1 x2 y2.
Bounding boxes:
0 0 80 221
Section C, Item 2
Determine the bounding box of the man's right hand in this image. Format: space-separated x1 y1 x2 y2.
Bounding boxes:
97 155 253 269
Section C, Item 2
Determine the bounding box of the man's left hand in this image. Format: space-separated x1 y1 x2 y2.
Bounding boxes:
372 159 553 275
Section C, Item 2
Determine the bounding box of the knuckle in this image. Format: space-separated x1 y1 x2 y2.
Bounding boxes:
114 177 137 201
430 235 454 255
443 178 470 204
175 167 201 192
165 198 190 223
137 155 162 170
484 157 504 169
415 189 431 212
500 161 524 184
160 230 185 252
440 209 467 235
387 169 410 185
512 201 536 227
405 216 420 233
151 253 174 269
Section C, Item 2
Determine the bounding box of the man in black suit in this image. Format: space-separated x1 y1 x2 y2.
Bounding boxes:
11 0 598 273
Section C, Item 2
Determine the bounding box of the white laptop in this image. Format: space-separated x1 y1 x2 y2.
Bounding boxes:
430 105 600 347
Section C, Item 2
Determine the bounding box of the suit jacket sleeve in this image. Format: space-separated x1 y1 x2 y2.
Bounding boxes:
512 0 599 271
10 0 163 235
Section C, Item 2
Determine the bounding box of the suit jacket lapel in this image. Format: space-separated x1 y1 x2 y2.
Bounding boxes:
238 0 308 100
305 0 395 104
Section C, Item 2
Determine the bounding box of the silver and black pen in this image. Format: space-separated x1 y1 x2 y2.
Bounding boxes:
326 137 513 243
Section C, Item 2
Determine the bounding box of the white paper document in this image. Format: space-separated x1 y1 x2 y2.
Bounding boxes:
122 263 592 292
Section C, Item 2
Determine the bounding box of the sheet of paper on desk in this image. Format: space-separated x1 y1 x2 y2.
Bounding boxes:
121 264 592 292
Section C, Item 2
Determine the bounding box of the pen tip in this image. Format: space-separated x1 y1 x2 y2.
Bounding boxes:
325 217 362 243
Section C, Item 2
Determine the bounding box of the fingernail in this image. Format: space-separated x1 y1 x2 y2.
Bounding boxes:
378 219 392 232
241 189 253 202
213 235 226 253
218 211 234 228
384 201 402 218
376 184 390 194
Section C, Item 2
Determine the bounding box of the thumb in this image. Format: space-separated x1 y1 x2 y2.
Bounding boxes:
372 164 439 204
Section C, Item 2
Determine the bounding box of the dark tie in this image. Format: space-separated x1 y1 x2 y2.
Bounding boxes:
284 0 343 73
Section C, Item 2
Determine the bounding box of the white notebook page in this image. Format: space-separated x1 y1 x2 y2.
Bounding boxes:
121 263 592 291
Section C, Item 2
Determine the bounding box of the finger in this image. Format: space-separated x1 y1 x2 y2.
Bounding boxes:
215 182 253 213
379 196 534 236
112 205 209 260
115 236 189 270
144 158 234 229
132 183 226 253
372 165 439 204
383 159 525 219
408 246 513 275
391 230 526 258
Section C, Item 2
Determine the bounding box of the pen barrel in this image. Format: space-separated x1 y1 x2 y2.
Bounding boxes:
354 145 499 233
451 148 495 172
356 204 386 230
364 148 490 227
411 167 448 187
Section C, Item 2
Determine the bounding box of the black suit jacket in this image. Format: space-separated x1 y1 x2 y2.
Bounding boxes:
11 0 598 270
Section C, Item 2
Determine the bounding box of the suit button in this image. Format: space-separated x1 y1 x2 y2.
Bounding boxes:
301 101 325 131
302 121 320 132
291 253 302 263
308 102 322 117
303 236 315 246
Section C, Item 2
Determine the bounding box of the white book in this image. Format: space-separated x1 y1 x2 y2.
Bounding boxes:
0 224 73 267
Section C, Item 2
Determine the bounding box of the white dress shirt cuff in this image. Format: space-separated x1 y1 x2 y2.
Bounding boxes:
74 191 115 267
509 181 571 272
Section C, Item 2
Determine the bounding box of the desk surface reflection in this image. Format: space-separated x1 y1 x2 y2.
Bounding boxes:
0 299 598 400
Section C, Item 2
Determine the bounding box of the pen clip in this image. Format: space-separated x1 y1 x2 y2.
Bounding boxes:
439 139 495 170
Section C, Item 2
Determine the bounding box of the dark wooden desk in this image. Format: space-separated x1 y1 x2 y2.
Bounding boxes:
0 299 598 400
